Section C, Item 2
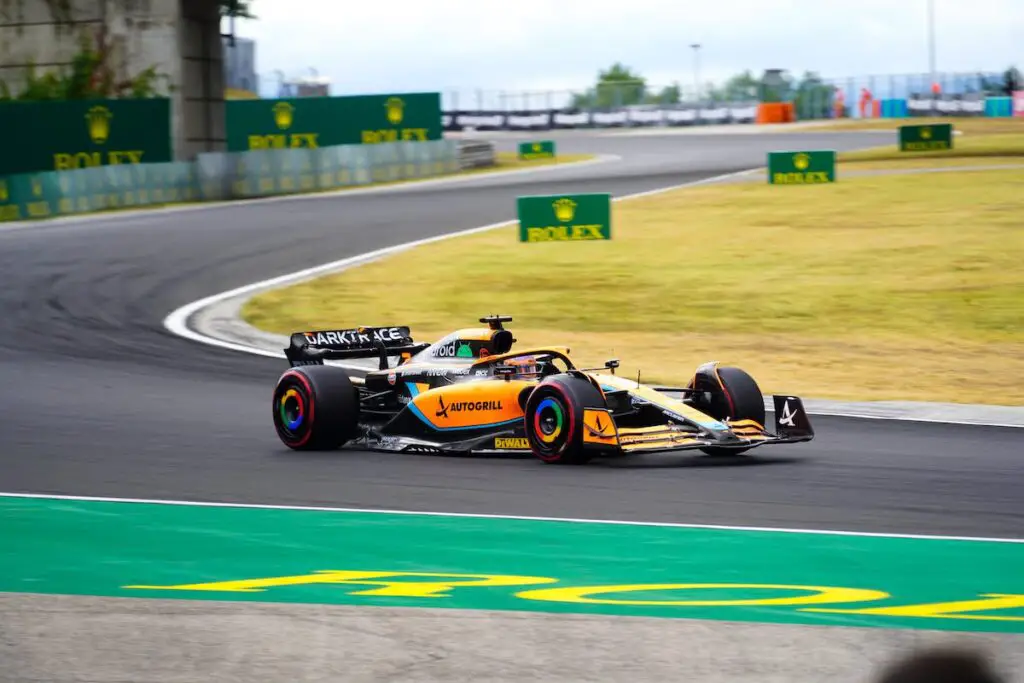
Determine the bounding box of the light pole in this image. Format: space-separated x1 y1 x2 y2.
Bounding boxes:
927 0 936 88
275 69 286 97
690 43 701 103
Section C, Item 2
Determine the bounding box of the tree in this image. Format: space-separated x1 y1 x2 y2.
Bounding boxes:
645 82 680 105
0 31 169 101
220 0 255 18
793 71 833 119
707 70 759 102
758 69 795 103
571 62 648 109
1004 66 1021 95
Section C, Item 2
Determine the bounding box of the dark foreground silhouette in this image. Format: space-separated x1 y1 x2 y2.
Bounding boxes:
876 648 1007 683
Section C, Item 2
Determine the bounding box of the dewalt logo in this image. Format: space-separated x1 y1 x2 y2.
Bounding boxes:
495 437 529 449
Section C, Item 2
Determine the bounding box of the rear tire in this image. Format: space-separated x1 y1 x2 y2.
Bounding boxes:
688 364 765 456
524 374 605 465
273 365 360 451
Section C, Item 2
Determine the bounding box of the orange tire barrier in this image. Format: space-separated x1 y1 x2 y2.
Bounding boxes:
756 102 795 124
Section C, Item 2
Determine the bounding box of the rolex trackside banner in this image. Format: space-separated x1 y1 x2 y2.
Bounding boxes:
441 103 759 132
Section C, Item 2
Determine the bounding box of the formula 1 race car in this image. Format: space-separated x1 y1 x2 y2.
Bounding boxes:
271 316 814 464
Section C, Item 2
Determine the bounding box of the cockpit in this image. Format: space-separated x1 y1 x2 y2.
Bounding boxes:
404 316 575 379
501 354 554 379
408 316 517 364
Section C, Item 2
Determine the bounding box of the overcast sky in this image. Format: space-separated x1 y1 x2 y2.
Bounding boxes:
232 0 1022 102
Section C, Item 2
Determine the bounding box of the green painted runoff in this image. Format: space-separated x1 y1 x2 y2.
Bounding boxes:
0 496 1021 633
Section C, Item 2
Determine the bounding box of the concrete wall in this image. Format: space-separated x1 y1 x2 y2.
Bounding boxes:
0 0 225 160
178 0 224 159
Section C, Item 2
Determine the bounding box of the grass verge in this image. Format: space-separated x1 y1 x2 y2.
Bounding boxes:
805 116 1024 135
243 167 1024 405
443 151 597 176
830 122 1024 171
839 133 1024 165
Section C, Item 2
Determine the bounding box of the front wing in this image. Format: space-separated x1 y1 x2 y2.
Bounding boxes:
352 395 813 456
588 394 815 454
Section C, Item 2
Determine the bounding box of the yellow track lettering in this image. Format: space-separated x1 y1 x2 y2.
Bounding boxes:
516 583 888 606
803 594 1024 622
126 570 557 598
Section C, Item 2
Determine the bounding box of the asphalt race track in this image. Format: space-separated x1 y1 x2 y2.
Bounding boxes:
2 129 1022 539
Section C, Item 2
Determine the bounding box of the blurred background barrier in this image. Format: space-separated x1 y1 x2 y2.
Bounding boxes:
441 93 1020 132
439 91 1018 132
438 68 1023 129
984 97 1014 118
435 69 1021 117
456 140 497 169
0 139 464 223
443 104 760 131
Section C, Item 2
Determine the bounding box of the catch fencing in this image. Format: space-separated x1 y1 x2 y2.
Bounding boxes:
438 70 1020 129
438 70 1013 112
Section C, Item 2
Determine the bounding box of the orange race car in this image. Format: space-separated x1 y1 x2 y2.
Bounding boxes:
272 316 814 464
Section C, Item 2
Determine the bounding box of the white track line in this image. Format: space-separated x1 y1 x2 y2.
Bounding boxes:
1 491 1021 543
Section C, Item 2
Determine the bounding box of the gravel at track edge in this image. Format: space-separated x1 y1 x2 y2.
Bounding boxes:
3 593 1022 683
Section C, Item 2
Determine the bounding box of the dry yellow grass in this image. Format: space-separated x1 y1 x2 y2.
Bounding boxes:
805 116 1024 136
839 134 1024 164
244 168 1024 405
838 156 1024 171
831 128 1024 172
492 151 594 168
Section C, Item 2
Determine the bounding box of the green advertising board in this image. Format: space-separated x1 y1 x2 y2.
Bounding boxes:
226 92 443 152
898 123 953 151
518 140 556 160
766 150 836 185
517 193 611 242
0 98 172 175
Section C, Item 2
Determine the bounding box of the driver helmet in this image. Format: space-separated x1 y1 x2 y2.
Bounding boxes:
506 355 541 378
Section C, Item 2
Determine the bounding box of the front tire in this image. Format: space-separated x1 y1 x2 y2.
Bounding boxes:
273 365 360 450
524 374 606 465
688 364 765 456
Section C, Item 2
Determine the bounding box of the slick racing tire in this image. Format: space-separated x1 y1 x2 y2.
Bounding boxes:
688 365 765 456
273 365 360 451
524 374 606 465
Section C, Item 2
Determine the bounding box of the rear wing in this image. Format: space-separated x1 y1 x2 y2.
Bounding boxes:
284 326 430 369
